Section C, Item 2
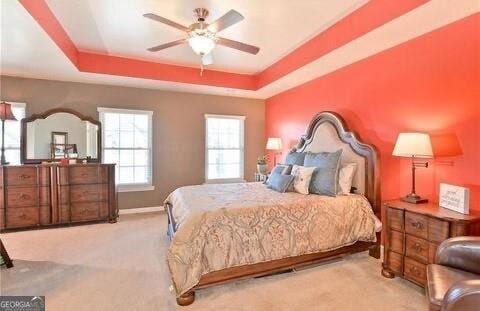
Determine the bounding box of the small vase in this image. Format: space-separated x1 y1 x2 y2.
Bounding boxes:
257 164 267 174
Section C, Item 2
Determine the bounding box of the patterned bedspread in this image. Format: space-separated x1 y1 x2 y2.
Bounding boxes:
164 182 377 296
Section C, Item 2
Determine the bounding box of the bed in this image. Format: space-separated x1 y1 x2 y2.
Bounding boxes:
164 111 381 306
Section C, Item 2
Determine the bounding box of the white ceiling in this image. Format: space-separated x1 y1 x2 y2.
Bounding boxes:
45 0 367 74
1 0 479 99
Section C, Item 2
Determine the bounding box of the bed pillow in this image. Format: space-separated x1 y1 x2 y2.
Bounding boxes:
267 173 295 193
271 164 292 175
289 165 316 194
304 149 343 196
285 152 305 166
338 163 357 195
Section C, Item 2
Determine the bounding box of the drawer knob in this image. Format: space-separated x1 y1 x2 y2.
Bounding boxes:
413 243 423 252
411 221 424 230
20 174 31 179
19 194 31 200
19 213 27 219
410 266 421 276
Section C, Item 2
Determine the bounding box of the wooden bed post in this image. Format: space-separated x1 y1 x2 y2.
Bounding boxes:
176 291 195 306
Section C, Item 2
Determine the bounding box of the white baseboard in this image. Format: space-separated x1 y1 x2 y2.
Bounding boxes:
119 206 164 215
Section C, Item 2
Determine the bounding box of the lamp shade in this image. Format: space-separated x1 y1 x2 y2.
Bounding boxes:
266 137 282 150
0 102 17 121
392 132 433 158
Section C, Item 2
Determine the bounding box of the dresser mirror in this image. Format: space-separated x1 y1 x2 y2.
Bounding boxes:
21 108 101 164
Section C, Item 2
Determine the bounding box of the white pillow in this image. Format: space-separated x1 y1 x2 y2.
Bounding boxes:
338 163 357 195
290 165 316 195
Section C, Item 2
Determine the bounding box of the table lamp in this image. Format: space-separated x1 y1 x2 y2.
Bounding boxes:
393 132 433 204
266 137 282 167
0 102 17 165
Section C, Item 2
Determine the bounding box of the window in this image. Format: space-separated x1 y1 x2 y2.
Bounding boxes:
0 102 26 165
98 107 153 192
205 114 245 183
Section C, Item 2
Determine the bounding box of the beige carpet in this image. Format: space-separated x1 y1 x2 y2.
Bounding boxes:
1 212 427 310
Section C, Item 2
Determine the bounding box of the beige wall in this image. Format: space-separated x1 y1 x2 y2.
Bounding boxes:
0 76 265 209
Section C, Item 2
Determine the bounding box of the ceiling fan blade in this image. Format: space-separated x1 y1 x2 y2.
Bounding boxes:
217 37 260 55
147 39 186 52
207 10 244 33
202 53 214 65
143 13 189 32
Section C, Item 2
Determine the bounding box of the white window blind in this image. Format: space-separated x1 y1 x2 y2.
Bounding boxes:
205 114 245 183
98 107 153 192
1 102 26 165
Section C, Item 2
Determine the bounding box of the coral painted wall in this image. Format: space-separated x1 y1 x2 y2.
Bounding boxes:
265 14 480 211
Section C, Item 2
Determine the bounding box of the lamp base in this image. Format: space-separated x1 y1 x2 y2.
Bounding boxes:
401 193 428 204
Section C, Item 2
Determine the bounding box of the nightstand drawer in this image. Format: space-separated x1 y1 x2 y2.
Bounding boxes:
428 218 449 243
387 207 404 232
405 212 428 239
405 235 428 263
404 257 426 286
387 229 404 253
386 250 403 274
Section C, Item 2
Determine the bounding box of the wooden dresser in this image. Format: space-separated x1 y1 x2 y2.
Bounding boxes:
382 200 480 286
0 163 117 231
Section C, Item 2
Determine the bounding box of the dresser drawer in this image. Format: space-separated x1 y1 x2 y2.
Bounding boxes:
7 186 50 208
428 218 449 243
387 229 404 253
387 207 404 231
60 166 108 185
0 209 5 228
404 257 426 286
405 235 428 263
58 184 108 204
405 212 428 239
6 167 37 186
428 242 439 264
6 207 39 228
71 202 100 222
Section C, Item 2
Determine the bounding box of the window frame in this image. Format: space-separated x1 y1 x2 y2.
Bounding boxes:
98 107 154 192
1 102 26 165
204 114 245 184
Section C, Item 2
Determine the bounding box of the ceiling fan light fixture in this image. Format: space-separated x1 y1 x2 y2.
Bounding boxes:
188 34 215 56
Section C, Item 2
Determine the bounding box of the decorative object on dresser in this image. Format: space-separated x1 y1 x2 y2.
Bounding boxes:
0 163 118 231
0 238 13 268
21 108 101 164
381 200 480 287
0 101 18 165
266 137 282 166
392 132 434 203
439 183 470 214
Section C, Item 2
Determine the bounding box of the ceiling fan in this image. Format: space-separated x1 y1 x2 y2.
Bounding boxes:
143 8 260 68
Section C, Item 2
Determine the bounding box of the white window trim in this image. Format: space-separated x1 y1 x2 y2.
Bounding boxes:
204 114 245 183
1 102 26 165
98 107 154 192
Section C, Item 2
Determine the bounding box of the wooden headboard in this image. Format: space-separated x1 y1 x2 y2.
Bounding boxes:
291 111 380 215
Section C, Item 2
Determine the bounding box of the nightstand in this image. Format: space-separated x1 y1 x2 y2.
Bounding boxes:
254 172 268 182
382 200 480 287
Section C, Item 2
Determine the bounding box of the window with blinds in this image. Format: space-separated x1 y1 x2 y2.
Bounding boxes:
205 114 245 183
98 107 153 192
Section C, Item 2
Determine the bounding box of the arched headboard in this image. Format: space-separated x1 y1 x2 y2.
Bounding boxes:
291 111 380 214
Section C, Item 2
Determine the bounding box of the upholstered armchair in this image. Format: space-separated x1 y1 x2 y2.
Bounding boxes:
426 236 480 311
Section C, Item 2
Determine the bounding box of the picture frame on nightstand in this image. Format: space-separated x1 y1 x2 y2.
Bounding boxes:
255 172 268 182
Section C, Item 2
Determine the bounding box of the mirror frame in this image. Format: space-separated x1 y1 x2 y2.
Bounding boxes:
21 108 102 164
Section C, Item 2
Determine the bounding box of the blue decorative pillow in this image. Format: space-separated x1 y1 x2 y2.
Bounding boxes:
285 152 305 166
304 149 343 196
271 164 292 175
267 173 295 193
